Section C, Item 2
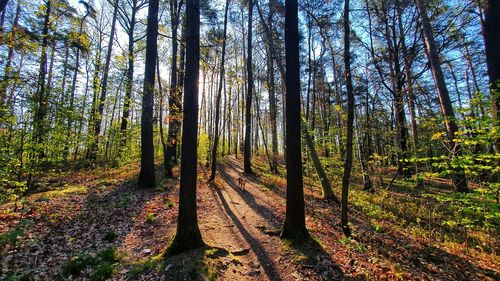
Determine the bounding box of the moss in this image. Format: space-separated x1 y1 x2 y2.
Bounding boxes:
42 185 88 198
103 229 118 242
89 263 115 281
166 199 175 208
61 253 95 277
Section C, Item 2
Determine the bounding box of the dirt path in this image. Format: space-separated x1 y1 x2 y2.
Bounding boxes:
192 156 343 281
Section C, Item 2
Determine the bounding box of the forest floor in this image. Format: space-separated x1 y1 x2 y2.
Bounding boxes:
0 155 499 280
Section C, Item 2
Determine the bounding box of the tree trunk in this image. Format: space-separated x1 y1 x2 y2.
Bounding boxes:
483 0 500 153
165 0 184 177
167 0 204 255
119 0 138 159
341 0 353 237
415 0 468 192
209 0 230 181
243 0 254 174
280 0 309 241
90 0 119 160
302 118 339 202
138 0 159 188
0 0 20 107
32 0 52 160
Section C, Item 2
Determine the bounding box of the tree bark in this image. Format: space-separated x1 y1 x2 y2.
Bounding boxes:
415 0 468 192
483 0 500 153
138 0 159 188
165 0 184 177
341 0 353 237
209 0 230 181
280 0 309 241
167 0 204 255
119 0 139 159
243 0 254 174
302 118 339 202
90 0 119 160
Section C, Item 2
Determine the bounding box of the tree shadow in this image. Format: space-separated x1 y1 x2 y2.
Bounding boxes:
218 163 282 228
283 238 345 280
346 211 499 280
209 184 282 281
1 164 176 279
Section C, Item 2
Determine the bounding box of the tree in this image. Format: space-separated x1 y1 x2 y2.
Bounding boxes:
280 0 308 241
164 0 184 177
0 0 7 14
167 0 204 255
32 0 53 160
483 0 500 153
415 0 468 192
243 0 253 174
209 0 230 182
341 0 353 237
89 0 119 160
118 0 146 158
137 0 158 188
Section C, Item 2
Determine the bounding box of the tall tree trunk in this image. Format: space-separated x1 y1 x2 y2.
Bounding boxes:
138 0 159 188
209 0 230 181
280 0 308 241
243 0 254 174
302 118 339 202
90 0 119 159
0 0 20 107
119 0 138 158
167 0 204 255
165 0 184 177
483 0 500 153
341 0 353 237
415 0 468 192
0 0 7 14
32 0 52 160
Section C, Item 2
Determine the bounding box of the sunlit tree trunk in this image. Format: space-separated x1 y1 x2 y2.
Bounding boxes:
415 0 468 192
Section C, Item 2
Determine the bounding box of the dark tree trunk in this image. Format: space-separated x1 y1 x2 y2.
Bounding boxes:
32 0 52 159
0 0 20 107
138 0 159 188
243 0 254 174
280 0 309 241
0 0 7 14
167 0 204 255
415 0 468 192
209 0 230 181
264 0 278 174
341 0 353 237
483 0 500 153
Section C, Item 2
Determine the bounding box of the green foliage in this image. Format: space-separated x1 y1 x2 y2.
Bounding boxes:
89 263 115 281
60 247 123 280
61 253 95 277
0 219 34 247
5 272 35 281
166 199 175 208
424 190 500 230
103 229 118 242
145 212 156 223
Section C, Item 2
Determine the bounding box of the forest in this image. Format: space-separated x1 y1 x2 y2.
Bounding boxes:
0 0 499 279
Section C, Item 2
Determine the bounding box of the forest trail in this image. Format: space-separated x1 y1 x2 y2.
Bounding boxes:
1 158 498 280
196 155 343 280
